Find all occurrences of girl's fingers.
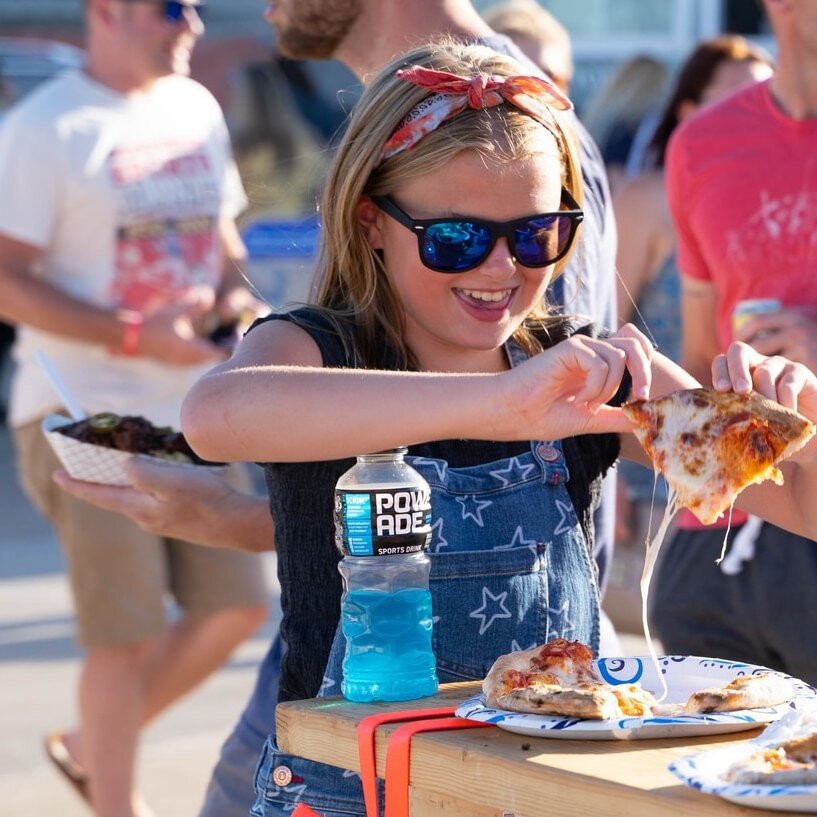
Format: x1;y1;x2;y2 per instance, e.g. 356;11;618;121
573;343;624;406
721;342;758;394
607;332;652;399
717;342;815;412
775;366;809;413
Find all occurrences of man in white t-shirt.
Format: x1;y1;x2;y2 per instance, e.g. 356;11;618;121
0;3;269;816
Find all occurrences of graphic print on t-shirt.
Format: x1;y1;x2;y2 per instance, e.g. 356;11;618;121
725;189;817;275
107;140;222;311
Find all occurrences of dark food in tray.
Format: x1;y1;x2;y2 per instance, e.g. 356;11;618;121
55;413;222;466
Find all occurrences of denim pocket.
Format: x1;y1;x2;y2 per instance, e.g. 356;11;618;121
429;544;548;681
252;736;366;817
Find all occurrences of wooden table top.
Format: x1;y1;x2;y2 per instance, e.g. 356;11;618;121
276;681;786;817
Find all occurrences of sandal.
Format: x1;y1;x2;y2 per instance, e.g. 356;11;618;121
44;731;90;806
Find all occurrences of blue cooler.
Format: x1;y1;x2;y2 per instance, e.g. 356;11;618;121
242;217;321;309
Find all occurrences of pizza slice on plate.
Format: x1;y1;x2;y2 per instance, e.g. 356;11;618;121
622;388;815;525
726;732;817;786
685;672;795;715
483;639;657;719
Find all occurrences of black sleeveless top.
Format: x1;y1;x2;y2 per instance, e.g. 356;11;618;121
250;308;627;702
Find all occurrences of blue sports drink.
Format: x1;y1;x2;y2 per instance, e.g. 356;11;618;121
334;449;438;702
340;584;437;702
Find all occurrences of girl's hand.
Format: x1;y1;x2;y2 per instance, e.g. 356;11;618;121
713;342;817;422
502;323;653;440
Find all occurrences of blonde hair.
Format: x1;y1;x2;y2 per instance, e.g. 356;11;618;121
312;39;583;369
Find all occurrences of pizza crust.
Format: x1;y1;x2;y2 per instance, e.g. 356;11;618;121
685;672;795;715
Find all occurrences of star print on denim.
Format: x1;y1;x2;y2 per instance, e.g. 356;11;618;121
469;586;513;636
318;675;337;696
455;494;493;526
429;516;449;553
553;499;577;536
407;456;448;482
492;525;540;557
546;598;576;640
269;781;306;812
488;456;538;486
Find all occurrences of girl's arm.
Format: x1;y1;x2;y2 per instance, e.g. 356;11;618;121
182;319;656;463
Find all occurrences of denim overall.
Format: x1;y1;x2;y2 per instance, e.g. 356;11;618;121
252;352;601;817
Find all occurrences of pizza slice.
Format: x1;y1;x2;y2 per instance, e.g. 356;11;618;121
482;638;657;720
725;732;817;786
684;672;795;715
623;388;815;525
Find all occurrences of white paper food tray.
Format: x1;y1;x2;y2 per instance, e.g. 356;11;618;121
42;413;221;487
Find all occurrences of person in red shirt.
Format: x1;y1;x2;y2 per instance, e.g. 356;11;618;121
652;0;817;684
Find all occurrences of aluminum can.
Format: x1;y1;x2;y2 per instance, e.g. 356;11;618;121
732;298;781;336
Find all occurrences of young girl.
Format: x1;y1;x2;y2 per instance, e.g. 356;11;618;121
182;39;817;817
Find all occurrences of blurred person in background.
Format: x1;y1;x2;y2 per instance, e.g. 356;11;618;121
605;35;774;634
0;1;269;815
651;0;817;685
482;0;573;94
582;53;669;193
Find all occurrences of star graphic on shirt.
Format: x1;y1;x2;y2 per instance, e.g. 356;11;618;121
318;675;337;697
469;586;512;636
429;516;449;552
409;457;448;482
493;525;539;558
510;639;539;653
455;494;493;527
488;456;537;486
546;598;576;641
553;499;576;536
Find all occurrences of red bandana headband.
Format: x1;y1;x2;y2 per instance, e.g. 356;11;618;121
380;65;573;162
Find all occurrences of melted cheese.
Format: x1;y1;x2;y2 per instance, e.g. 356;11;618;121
639;484;679;703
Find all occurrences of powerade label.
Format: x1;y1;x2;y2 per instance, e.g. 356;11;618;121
335;487;431;556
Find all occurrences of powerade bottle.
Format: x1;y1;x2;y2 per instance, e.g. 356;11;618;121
334;448;439;702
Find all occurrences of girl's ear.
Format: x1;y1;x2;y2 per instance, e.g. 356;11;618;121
357;196;384;250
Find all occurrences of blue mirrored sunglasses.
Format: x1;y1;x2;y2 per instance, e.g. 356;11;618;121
371;190;584;273
121;0;206;22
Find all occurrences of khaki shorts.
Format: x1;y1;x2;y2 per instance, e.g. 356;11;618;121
14;419;269;648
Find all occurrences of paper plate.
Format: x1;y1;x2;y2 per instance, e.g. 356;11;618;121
670;743;817;813
42;413;223;487
456;655;816;741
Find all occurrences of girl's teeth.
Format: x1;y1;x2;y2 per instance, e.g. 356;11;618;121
461;289;511;302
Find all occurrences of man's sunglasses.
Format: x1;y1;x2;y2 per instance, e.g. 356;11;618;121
120;0;206;23
371;190;583;274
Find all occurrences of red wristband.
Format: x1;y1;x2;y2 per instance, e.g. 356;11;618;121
118;311;143;356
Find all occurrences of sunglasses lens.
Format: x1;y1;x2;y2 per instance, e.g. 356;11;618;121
422;221;491;272
165;1;204;21
513;215;572;266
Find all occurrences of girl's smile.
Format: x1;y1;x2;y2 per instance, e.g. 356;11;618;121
364;145;565;371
